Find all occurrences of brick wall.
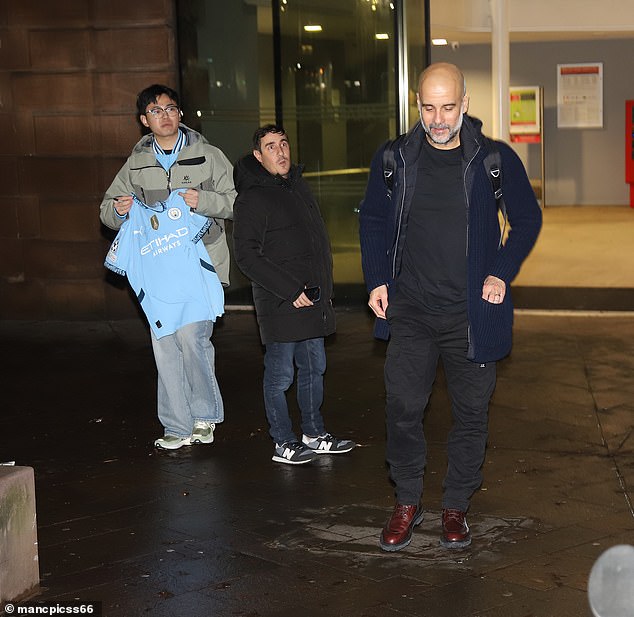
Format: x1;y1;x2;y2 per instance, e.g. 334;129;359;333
0;0;178;319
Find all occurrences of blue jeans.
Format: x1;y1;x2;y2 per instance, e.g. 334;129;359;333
150;320;224;438
263;338;327;445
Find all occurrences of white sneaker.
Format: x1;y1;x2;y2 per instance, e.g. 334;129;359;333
190;421;215;444
154;435;192;450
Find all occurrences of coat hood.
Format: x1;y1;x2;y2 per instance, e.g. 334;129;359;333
458;114;485;159
130;123;206;155
399;114;485;167
233;153;303;194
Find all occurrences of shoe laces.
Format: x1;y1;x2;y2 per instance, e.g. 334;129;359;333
394;504;416;520
280;440;302;450
443;509;465;524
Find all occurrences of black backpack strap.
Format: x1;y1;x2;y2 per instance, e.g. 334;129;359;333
483;140;507;248
382;138;396;195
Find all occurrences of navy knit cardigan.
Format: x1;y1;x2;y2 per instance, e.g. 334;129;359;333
359;115;542;363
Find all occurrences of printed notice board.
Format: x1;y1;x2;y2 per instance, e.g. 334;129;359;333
557;62;603;128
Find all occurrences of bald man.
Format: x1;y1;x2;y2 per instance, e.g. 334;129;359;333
359;63;541;552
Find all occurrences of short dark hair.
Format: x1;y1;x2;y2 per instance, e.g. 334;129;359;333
136;84;180;116
252;124;286;151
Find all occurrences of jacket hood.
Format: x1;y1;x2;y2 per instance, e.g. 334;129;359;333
233;153;303;194
463;113;483;135
459;114;485;158
400;114;485;163
131;123;205;155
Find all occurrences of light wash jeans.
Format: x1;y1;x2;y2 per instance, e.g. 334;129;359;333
151;320;224;438
263;337;327;445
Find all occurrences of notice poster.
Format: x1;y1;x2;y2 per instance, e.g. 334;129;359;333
510;86;541;143
557;62;603;128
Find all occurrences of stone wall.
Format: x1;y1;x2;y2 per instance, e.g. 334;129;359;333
0;466;39;603
0;0;178;319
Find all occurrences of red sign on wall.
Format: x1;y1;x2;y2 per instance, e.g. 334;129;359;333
626;100;634;207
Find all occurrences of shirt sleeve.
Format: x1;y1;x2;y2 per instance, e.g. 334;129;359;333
104;222;131;276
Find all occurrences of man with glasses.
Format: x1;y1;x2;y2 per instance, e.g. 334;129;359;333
100;84;236;450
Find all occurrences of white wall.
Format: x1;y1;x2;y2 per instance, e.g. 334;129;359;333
431;0;634;38
432;39;634;206
510;0;634;34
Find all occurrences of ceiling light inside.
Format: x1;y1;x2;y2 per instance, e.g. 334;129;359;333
432;38;448;46
304;25;323;32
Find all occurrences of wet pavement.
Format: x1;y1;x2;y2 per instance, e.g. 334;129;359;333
1;307;634;617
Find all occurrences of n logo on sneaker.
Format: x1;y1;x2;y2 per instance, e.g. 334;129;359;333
282;447;295;460
317;441;332;452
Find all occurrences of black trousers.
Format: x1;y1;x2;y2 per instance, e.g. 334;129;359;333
385;294;496;511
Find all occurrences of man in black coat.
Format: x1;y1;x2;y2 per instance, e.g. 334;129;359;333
233;124;356;465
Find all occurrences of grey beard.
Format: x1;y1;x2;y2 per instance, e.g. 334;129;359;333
421;112;464;145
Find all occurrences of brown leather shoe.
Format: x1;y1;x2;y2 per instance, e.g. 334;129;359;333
379;503;424;552
440;508;472;549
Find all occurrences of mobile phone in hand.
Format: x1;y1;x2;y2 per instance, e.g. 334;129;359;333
304;286;321;302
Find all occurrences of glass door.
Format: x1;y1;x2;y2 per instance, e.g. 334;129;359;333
177;0;428;302
277;0;396;288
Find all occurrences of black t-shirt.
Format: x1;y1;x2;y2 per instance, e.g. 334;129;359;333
398;138;467;313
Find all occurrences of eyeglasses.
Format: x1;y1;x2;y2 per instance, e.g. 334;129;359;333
145;105;181;118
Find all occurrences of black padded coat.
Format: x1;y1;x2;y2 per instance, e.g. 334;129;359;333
233;154;336;345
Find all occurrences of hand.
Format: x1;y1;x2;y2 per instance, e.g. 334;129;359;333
113;195;133;216
482;275;506;304
292;292;314;308
179;189;199;209
368;284;389;319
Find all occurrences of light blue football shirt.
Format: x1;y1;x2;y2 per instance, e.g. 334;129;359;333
105;191;224;338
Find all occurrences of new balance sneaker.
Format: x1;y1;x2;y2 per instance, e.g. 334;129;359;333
190;421;215;444
272;441;316;465
154;435;192;450
302;433;356;454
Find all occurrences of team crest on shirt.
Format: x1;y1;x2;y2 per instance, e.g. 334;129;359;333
167;207;182;221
